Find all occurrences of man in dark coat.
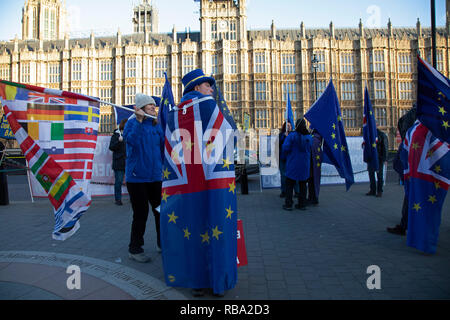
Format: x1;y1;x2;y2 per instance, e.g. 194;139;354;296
366;128;389;197
387;105;416;235
109;119;127;205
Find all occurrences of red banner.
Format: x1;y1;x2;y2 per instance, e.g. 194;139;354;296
237;219;248;267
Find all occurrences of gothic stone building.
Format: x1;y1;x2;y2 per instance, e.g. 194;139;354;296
1;0;449;150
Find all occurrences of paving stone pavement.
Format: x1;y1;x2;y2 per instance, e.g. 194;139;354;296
0;173;449;300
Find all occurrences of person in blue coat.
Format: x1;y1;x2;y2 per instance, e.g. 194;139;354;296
124;93;164;263
282;118;312;211
278;121;299;198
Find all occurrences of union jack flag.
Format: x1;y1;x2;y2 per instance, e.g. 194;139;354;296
401;120;450;254
160;94;238;294
28;91;71;104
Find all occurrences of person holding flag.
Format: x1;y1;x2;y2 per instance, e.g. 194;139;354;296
160;69;237;297
281;118;312;211
123;93;164;263
398;55;450;254
362;87;388;197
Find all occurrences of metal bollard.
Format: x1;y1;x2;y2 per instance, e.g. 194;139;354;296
241;167;248;195
0;166;9;206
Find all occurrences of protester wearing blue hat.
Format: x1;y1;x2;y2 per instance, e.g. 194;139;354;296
160;69;237;298
182;69;215;96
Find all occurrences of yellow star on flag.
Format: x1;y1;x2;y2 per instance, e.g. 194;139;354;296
412;143;420;150
225;205;234;219
161;190;169;202
434;181;441;189
332;123;336;130
372;143;376;148
206;141;215;153
222;158;232;170
334;143;338;150
337;116;342;122
183;139;194;151
434;165;442;173
200;231;210;244
443;121;449;130
168;275;176;283
212;226;223;240
428;195;437;204
413;203;421;212
183;228;191;239
316;155;320;160
341;145;346;152
171;149;179;162
229;181;236;194
317;162;321;167
163;168;171;179
168;211;178;224
331;133;336;139
438;106;447;116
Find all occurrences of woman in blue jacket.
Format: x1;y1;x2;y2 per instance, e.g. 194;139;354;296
124;93;164;263
282;118;312;211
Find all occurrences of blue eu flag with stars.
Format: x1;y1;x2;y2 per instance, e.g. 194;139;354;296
417;55;450;144
158;72;175;133
305;79;354;190
363;86;379;171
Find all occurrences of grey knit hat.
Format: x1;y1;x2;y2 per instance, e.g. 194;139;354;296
135;93;156;109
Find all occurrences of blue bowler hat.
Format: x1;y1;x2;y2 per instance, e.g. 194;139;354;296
182;69;215;95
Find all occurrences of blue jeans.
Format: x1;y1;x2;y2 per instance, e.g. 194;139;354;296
114;170;125;201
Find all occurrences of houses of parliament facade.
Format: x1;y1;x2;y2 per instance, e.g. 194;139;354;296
1;0;449;149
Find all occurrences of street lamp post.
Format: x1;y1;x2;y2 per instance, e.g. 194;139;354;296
311;54;319;102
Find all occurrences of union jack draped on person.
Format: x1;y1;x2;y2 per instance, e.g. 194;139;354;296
0;80;99;240
160;69;237;295
400;56;450;254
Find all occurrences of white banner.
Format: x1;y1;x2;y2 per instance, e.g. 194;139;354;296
259;135;281;189
320;136;386;185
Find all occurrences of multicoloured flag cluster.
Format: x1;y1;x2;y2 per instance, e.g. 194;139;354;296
0;80;99;240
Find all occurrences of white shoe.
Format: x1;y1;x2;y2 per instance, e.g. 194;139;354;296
128;252;151;263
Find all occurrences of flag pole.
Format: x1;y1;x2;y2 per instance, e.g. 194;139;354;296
97;100;157;119
431;0;437;68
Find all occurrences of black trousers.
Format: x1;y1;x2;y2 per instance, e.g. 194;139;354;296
400;195;408;230
368;162;384;194
285;177;307;207
126;181;162;254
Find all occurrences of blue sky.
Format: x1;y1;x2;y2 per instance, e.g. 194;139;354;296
0;0;446;41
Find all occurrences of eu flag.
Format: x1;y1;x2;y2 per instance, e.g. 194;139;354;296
401;121;449;254
212;83;237;130
305;79;354;190
417;55;450;144
285;93;295;129
363;86;379;171
158;72;175;132
160;93;237;294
